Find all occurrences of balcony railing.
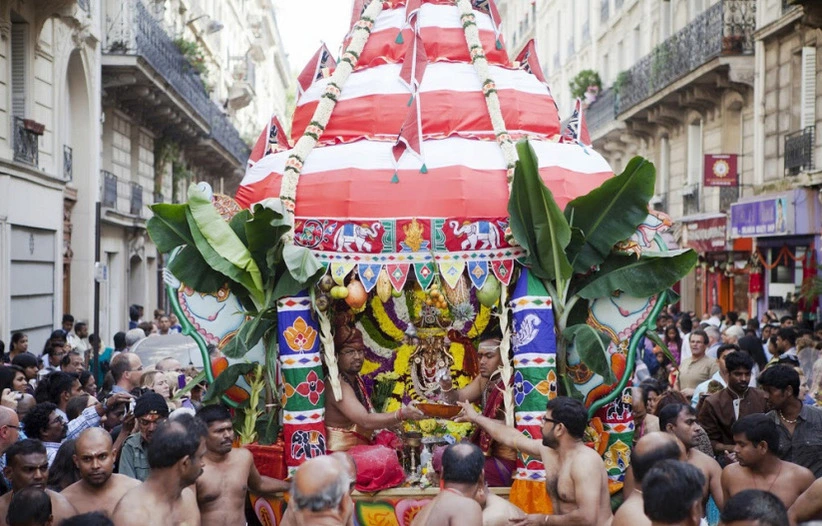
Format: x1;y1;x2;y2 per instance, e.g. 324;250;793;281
586;88;618;138
103;0;250;166
784;126;815;176
63;145;73;182
13;117;39;166
616;0;755;114
101;170;153;217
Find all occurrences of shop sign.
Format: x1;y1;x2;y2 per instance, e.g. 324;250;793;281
704;154;738;187
682;216;727;252
730;196;793;238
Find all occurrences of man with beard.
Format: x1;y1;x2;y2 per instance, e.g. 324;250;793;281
60;428;139;515
458;396;612;525
697;352;767;462
119;392;169;481
440;339;516;486
325;312;424;451
0;440;76;526
720;413;812;509
757;365;822;477
111;414;206;526
659;404;724;510
193;405;289;525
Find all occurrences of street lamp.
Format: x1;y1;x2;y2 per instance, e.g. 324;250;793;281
186;14;224;34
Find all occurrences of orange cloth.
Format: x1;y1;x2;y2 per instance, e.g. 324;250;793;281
509;479;553;515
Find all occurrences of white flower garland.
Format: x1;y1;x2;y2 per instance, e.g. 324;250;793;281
279;0;384;220
498;284;515;427
455;0;517;187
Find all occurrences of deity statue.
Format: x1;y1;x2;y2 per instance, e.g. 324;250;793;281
407;329;455;402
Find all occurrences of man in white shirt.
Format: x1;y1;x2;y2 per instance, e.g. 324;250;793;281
691;344;736;408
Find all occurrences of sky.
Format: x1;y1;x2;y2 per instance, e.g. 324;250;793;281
274;1;354;74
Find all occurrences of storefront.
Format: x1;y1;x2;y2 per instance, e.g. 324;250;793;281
680;214;751;318
730;189;822;323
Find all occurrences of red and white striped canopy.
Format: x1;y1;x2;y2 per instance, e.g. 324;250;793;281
236;0;613;278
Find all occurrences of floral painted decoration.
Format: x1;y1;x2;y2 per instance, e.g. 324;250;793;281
283;316;318;352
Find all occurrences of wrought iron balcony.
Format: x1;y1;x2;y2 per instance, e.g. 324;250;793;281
13;117;39;166
616;0;755;115
103;0;250;166
63;145;73;182
784;126;814;176
100;170;152;217
586;88;618;138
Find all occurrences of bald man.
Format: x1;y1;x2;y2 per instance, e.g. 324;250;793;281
0;406;19;494
614;432;683;526
14;394;35;422
60;428;139;515
289;456;353;526
281;452;357;526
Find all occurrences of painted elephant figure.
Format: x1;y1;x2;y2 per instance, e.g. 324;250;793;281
334;222;380;252
449;220;501;250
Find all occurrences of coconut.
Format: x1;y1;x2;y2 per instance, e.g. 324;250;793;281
476;275;501;307
376;269;392;303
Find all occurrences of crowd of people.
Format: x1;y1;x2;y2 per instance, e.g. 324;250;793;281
0;308;288;526
0;303;820;526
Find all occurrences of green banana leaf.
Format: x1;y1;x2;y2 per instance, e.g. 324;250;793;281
283;243;325;286
221;311;276;359
644;328;677;366
575;249;698;300
244;201;291;283
167;245;226;293
203;362;257;404
508;139;573;282
564;157;656;273
188;184;264;295
185;208;266;306
147;203;193;253
228;209;252;246
563;323;616;384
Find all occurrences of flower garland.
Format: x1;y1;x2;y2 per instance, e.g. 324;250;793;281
498;284;514;427
279;0;384;219
455;0;517;187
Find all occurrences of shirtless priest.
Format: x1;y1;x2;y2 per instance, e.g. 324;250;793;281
440;338;517;486
457;396;612;526
325;313;424;451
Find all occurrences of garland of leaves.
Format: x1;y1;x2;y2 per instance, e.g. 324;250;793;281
279;0;384;218
454;0;517;187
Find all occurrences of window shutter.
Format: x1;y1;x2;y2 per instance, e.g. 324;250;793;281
800;46;816;129
11;24;27;118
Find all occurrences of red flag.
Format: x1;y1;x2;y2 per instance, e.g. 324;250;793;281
248;115;290;167
561;99;591;146
399;19;428;93
296;44;336;96
392;98;423;164
515;40;546;84
349;0;368;31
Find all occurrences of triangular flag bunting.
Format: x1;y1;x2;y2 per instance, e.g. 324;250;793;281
438;261;466;289
467;261;490;290
414;262;436;290
490;259;514;286
358;264;383;293
386;264;411;292
330;262;356;286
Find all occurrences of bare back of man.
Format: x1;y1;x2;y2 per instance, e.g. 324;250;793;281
410;491;483;526
195;448;256;525
111;485;200;526
687;448;725;509
790;477;822;524
61;473;140;515
0;489;76;526
612;494;650;526
722;460;814;509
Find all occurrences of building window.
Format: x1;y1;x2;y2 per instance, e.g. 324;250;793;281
11;20;28;119
661;0;672;40
687;120;703;186
601;0;609;23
